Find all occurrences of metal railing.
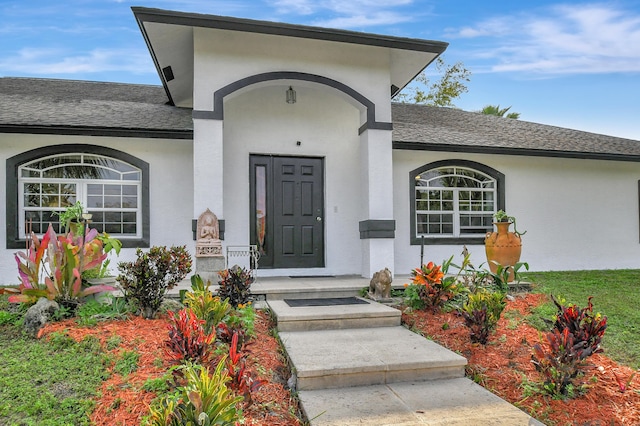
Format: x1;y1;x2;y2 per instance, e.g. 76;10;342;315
225;245;260;277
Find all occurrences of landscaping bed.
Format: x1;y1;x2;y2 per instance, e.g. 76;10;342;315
39;310;302;426
4;263;639;425
402;292;640;426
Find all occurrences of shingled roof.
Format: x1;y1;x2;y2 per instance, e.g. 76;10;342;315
0;77;192;139
392;102;640;161
2;77;639;161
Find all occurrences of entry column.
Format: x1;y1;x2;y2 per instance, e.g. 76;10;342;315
359;127;395;278
193;117;224;231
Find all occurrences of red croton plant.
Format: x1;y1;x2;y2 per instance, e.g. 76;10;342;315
4;224;115;304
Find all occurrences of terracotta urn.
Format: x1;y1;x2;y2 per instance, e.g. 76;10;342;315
484;221;522;281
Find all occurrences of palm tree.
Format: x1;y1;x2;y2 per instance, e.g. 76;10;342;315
480;105;520;119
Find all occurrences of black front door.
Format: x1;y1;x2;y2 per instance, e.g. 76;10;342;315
250;155;324;268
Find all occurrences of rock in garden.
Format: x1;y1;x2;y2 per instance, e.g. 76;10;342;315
24;298;59;337
160;298;184;314
286;373;297;392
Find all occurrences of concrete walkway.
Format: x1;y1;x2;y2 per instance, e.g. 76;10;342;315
263;278;544;426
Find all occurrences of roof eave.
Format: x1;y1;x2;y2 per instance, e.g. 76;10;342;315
392;141;640;163
0;125;193;140
131;7;448;54
133;9;175;106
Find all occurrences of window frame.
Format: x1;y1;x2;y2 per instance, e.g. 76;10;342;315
6;144;150;249
409;159;505;245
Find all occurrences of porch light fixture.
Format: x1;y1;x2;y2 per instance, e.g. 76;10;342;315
286;86;296;104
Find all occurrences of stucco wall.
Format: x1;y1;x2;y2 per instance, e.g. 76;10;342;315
5;133;640;283
393;150;640;273
192;27;392;122
0;133;193;285
222;85;363;276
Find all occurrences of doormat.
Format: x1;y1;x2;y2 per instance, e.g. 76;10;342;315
284;297;369;307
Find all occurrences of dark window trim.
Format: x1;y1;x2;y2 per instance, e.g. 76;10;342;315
409;159;505;245
6;144;150;249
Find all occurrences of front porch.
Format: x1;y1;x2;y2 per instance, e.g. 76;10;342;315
170;274;410;301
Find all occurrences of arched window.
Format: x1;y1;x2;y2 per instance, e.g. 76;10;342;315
409;160;505;245
7;145;149;248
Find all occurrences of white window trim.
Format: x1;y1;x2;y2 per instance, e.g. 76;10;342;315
18;153;142;239
415;186;496;238
412;163;502;243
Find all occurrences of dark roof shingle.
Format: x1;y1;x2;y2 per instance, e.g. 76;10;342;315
392;102;640;161
2;77;640;161
0;77;192;138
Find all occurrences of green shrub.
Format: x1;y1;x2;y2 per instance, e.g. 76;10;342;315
184;275;231;334
460;289;507;344
146;361;242;426
117;246;192;319
216;304;256;348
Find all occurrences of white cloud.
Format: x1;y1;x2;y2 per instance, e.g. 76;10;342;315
447;3;640;75
269;0;416;28
0;47;154;76
313;11;414;28
271;0;317;15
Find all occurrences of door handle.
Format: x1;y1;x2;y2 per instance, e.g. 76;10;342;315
316;216;322;222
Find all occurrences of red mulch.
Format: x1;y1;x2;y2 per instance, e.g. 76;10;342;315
37;294;640;426
40;311;302;426
402;293;640;426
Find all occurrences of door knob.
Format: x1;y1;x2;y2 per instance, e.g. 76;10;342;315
316;216;322;222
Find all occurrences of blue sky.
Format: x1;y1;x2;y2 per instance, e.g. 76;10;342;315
1;0;639;139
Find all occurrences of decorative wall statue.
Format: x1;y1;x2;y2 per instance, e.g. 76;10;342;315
196;209;222;257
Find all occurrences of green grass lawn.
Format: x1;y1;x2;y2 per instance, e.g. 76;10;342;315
526;269;640;370
0;297;111;425
0;328;110;425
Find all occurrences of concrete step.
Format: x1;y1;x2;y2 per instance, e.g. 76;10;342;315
268;298;401;331
298;378;545;426
279;326;467;391
254;277;366;300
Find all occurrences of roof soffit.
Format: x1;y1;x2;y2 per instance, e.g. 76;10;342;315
132;7;447;107
142;21;194;107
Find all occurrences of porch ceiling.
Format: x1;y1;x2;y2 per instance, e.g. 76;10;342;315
132;7;448;108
